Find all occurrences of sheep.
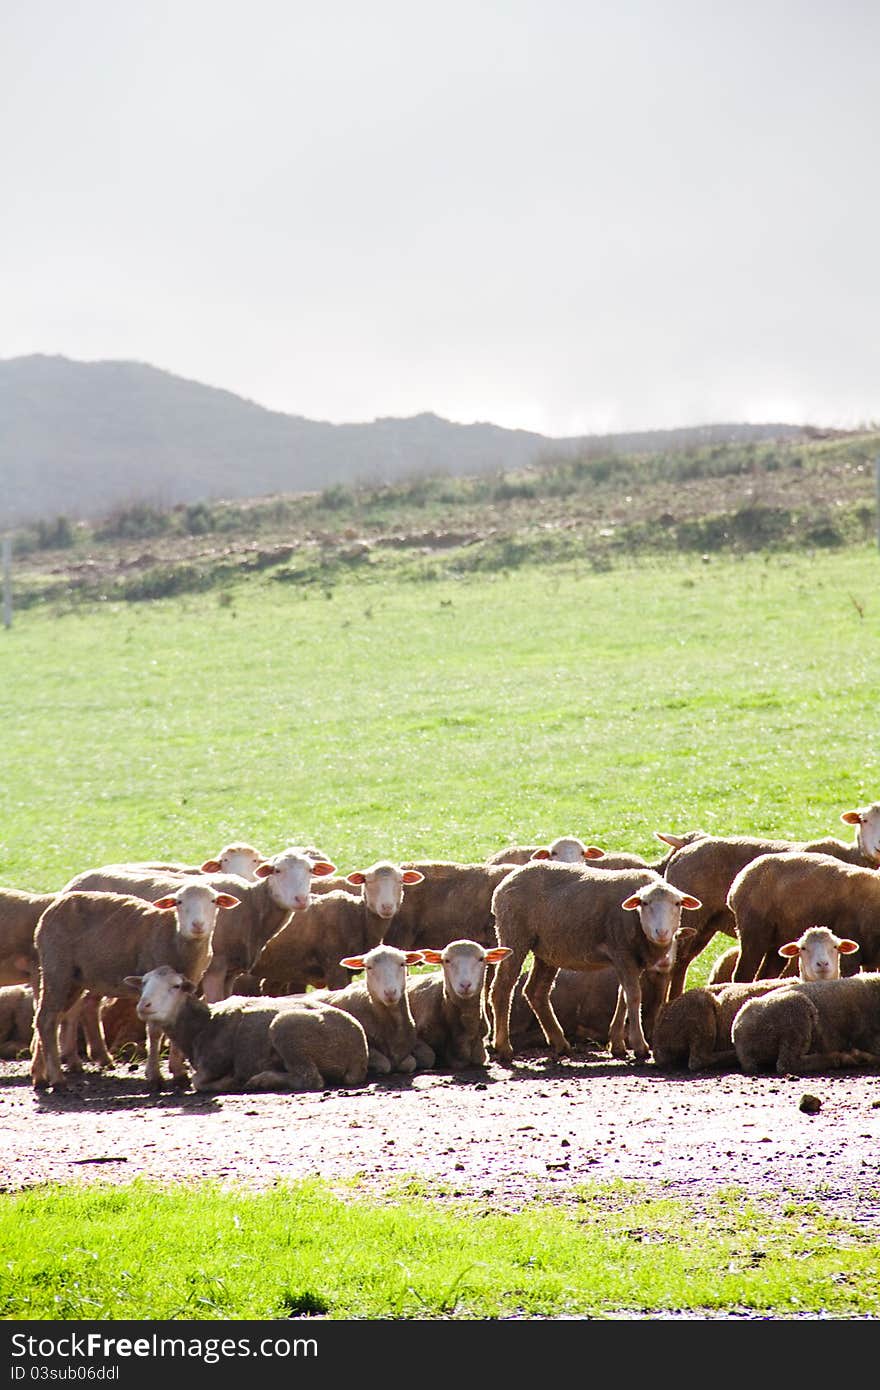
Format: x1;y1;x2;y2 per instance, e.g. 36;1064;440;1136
484;830;707;872
652;928;858;1071
124;966;369;1092
663;809;880;1000
382;861;514;953
316;944;425;1075
732;974;880;1074
0;984;34;1059
708;925;860;986
253;862;425;994
0;889;58;987
728;851;880;983
507;926;693;1050
488;862;702;1064
30;882;240;1090
62;848;337;1001
408;940;513;1069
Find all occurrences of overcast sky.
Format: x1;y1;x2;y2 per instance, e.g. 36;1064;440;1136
2;1;878;436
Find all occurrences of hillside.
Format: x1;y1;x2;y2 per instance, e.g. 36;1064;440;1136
9;425;878;612
0;354;812;524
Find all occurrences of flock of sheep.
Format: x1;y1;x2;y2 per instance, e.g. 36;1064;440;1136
3;800;880;1095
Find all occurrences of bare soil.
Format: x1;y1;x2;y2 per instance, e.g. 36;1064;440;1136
4;1048;880;1222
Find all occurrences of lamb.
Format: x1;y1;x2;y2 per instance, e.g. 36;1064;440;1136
732;974;880;1074
253;862;425;994
652;928;858;1071
62;848;337;1001
124;966;369;1092
663;807;880;1000
316;944;425;1074
0;983;34;1058
408;940;513;1069
728;852;880;982
31;882;240;1089
488;862;702;1063
0;888;58;986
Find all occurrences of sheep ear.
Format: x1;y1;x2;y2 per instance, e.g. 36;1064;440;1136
200;859;222;873
154;895;178;910
213;893;241;910
401;869;425;884
778;942;801;958
404;951;424;965
485;947;514;962
620;894;643;910
679;894;702;911
655;831;684;848
674;926;697;942
420;949;443;964
584;846;605;860
840;810;863;825
339;956;365;970
255;862;275;878
180;978;197;993
530;848;552;860
310;860;337;877
838;939;860;954
122;975;143;993
346;871;367;886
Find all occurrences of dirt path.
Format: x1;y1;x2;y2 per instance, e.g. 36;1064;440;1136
5;1050;880;1218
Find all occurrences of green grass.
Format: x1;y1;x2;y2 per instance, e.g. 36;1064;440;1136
1;1178;878;1320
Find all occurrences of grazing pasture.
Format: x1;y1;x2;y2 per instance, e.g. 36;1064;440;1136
2;543;880;1320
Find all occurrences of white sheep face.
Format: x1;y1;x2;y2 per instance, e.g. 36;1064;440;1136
621;883;702;948
218;845;264;879
128;966;192;1025
779;925;860;980
440;944;488;999
161;881;237;941
842;803;880;864
339;946;421;1008
346;863;424;921
256;851;336;911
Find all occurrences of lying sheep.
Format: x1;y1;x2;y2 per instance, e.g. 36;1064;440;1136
253;862;425;994
708;925;860;986
125;966;369;1091
732;973;880;1074
316;944;425;1074
652;928;858;1071
31;882;240;1090
488;862;702;1063
507;926;693;1051
408;940;513;1069
0;888;58;987
663;808;880;1000
728;853;880;982
0;983;34;1058
63;848;336;1001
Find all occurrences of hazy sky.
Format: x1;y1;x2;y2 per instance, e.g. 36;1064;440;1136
2;1;878;436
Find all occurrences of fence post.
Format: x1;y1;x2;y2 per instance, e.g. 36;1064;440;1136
2;535;11;629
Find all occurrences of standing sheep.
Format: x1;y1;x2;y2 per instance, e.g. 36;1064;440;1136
383;861;514;952
125;966;369;1092
31;882;239;1090
253;862;425;994
408;940;513;1069
488;862;702;1063
317;944;425;1075
663;808;880;1000
732;973;880;1074
63;848;337;1001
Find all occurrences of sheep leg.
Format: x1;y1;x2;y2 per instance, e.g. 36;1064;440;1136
144;1021;167;1089
78;994;113;1067
34;979;82;1088
58;1009;85;1072
395;1053;418;1074
731;934;767;982
200;963;227;1005
610;965;648;1060
489;946;528;1064
193;1071;240;1093
412;1039;436;1069
367;1047;393;1074
666;922;714;1001
167;1042;191;1088
523;957;568;1056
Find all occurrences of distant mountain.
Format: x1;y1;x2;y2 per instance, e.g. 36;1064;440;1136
0;355;810;524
